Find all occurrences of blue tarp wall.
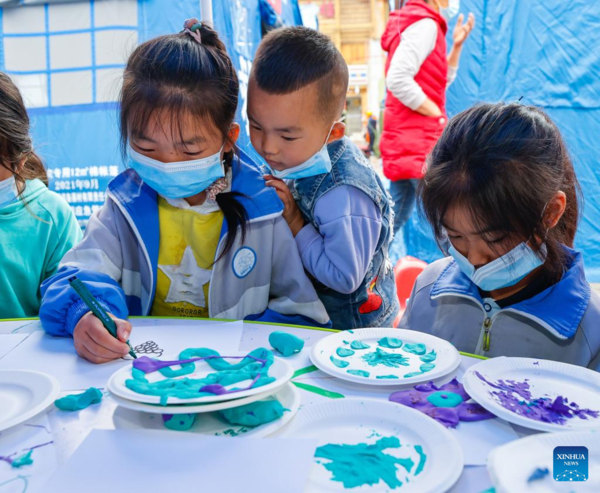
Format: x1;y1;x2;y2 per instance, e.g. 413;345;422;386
400;0;600;281
0;0;301;226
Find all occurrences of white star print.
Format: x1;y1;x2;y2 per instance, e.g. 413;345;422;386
158;246;212;307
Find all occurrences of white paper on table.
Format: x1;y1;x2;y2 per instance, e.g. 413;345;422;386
0;413;57;493
44;429;316;493
451;418;520;466
0;321;243;391
0;334;30;360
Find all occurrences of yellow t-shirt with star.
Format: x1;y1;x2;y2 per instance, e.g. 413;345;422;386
150;197;224;318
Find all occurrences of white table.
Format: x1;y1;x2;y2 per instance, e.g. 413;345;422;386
0;318;535;492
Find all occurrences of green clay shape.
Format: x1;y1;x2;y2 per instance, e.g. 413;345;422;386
350;340;371;350
402;343;427;356
420;350;437;363
11;450;33;468
268;331;304;357
220;399;286;427
378;337;403;349
426;391;464;408
163;413;196;431
336;347;355;358
362;347;410;368
55;387;103;411
347;369;370;378
330;356;350;368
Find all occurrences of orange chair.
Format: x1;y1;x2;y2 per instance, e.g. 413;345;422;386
392;256;428;327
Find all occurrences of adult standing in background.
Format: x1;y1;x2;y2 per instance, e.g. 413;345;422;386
380;0;474;246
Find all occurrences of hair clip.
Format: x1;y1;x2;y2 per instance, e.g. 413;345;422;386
183;18;202;43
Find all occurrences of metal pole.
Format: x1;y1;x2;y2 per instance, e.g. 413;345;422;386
200;0;214;26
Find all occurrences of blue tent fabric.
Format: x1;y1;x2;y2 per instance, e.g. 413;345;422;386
401;0;600;281
0;0;300;228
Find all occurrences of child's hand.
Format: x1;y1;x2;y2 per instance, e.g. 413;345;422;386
73;311;132;364
264;174;305;236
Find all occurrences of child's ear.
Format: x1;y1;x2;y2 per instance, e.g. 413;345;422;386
225;123;241;152
545;191;567;229
327;122;346;144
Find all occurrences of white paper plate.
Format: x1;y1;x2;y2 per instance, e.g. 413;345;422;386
112;383;301;438
464;357;600;433
110;384;280;414
108;350;293;405
0;369;60;432
310;328;461;386
488;431;600;492
277;398;463;493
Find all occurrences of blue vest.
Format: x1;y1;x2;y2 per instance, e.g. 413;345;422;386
292;137;399;329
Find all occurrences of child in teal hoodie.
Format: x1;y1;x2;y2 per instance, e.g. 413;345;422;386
0;72;82;319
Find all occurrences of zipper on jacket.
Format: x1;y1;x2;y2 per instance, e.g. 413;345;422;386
482;317;492;351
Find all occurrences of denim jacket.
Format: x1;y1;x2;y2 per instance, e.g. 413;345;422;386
292;137;399;329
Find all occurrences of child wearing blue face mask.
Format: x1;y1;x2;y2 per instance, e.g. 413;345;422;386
247;27;399;330
0;72;82;319
39;20;330;363
402;103;600;370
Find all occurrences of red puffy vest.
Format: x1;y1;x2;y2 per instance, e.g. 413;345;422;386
380;0;448;181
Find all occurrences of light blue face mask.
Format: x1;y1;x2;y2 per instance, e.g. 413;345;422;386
128;145;225;199
440;0;460;20
0;176;18;208
252;122;338;180
448;241;546;291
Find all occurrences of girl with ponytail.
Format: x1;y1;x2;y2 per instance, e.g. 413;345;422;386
0;72;81;318
40;20;330;363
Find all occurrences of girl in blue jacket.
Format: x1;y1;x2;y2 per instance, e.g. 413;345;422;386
40;20;330;363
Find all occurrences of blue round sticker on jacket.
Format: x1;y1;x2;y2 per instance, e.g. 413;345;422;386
232;247;257;278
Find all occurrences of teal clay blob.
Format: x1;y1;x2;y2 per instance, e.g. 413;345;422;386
414;445;427;475
376;375;399;380
378;337;403;349
125;348;275;406
420;350;437;363
268;331;304;357
402;343;427;356
330;356;350;368
11;450;33;468
162;413;196;431
427;391;464;408
362;348;410;368
220;399;286;427
55;387;103;411
342;340;350;345
404;363;436;379
350;340;371;350
336;347;355;358
315;437;415;489
347;369;370;378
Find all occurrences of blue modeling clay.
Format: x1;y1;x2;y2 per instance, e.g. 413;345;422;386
268;331;304;357
336;347;355;358
162;413;196;431
220;400;286;427
54;387;103;411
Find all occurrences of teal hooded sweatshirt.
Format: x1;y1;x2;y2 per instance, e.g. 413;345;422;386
0;178;82;319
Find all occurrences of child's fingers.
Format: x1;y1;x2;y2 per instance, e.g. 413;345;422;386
80;338;121;363
114;318;132;342
265;180;290;194
87;318;130;356
456;13;464;27
263;174;284;183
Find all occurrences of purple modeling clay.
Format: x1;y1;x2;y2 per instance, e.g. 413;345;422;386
389;378;495;428
474;371;600;425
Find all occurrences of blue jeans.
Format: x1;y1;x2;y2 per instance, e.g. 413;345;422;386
389;179;420;235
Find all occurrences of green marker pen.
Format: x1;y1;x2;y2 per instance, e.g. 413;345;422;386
68;276;137;359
